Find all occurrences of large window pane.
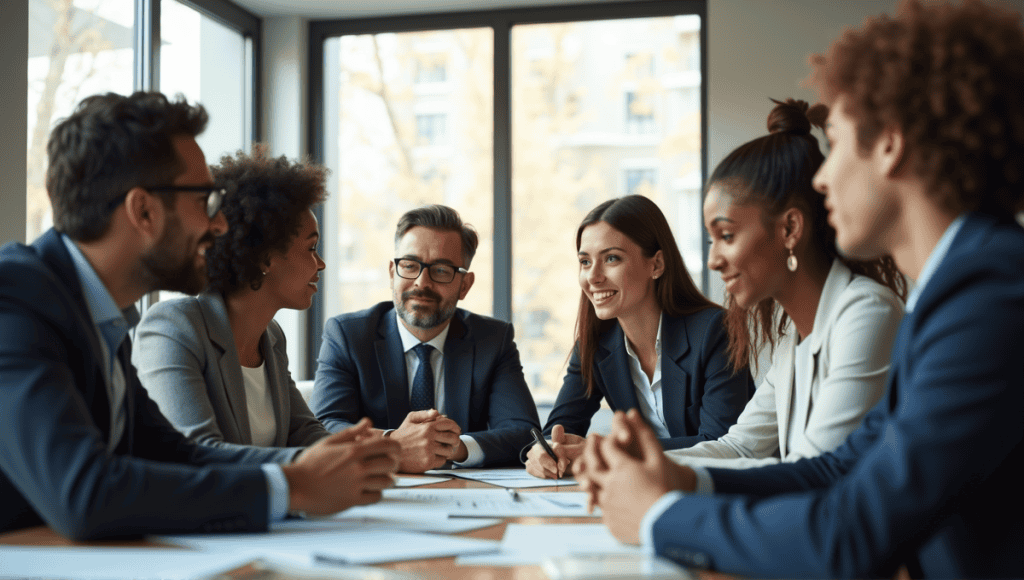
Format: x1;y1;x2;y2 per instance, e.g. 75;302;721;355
323;30;494;321
511;16;703;403
161;0;249;163
27;0;134;242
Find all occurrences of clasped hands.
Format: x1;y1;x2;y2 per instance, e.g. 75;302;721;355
387;409;467;472
571;409;698;545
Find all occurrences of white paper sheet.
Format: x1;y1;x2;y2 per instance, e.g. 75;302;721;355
393;475;451;487
158;529;499;566
0;546;257;580
427;467;576;488
273;511;500;534
379;488;599;518
456;524;642;566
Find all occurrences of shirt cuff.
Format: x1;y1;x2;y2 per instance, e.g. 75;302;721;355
692;467;715;494
640;491;685;554
453;434;484;467
260;463;290;522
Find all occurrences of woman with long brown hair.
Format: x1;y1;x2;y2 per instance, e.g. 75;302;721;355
525;195;754;479
663;98;906;469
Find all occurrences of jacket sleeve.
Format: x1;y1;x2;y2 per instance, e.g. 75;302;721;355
542;343;605;438
310;316;363;432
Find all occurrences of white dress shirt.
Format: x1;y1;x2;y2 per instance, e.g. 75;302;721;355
623;314;671;439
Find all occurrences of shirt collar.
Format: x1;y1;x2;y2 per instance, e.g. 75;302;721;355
60;234;140;345
906;214;967;313
623;311;663;361
395;311;451;354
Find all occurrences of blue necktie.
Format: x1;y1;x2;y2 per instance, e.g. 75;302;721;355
410;343;435;411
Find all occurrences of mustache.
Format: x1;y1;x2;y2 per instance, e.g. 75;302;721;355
402;289;443;302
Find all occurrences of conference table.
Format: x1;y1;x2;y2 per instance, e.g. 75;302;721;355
0;476;724;580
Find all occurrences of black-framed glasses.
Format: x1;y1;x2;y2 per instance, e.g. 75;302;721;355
393;258;468;284
107;185;227;219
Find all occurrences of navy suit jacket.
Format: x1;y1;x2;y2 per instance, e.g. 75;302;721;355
311;301;541;465
0;230;286;539
650;213;1024;578
543;308;753;450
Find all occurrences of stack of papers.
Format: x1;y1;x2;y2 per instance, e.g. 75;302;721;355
373;488;598;518
427;467;576;488
457;524;641;566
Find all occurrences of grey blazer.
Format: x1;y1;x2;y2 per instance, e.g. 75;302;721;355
133;292;328;455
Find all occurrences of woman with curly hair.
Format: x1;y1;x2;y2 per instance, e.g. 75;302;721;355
661;97;906;469
133;146;330;455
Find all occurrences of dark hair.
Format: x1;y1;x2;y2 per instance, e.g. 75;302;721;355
46;91;209;241
809;0;1024;218
394;204;479;267
205;145;328;295
574;195;720;396
709;98;906;372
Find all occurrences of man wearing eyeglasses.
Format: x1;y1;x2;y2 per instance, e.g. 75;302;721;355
312;205;541;472
0;92;399;539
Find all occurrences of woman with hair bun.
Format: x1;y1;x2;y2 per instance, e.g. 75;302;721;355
663;98;906;469
525;195;754;479
133;146;331;457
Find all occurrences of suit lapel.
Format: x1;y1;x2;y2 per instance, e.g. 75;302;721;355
377;313;411;428
199;292;251;444
260;328;290;446
35;231;111;442
596;323;642;412
443;315;472;430
774;331;798;459
660;314;691;437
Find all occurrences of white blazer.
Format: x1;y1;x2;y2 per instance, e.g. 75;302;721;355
665;260;903;469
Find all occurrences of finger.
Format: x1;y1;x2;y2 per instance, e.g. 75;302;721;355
431;430;461;447
526;447;559;479
406;409;441;423
581;434;608;475
361;454;401;474
430;417;462;435
357;490;383;505
360;473;397;491
551;424;565;443
322;418;373;445
634;416;666;466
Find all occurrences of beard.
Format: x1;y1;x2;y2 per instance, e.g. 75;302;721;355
140;215;212;295
395;288;457;329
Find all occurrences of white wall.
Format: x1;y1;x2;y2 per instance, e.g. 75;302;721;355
1;1;29;245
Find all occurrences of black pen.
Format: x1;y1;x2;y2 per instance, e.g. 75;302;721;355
530;427;560;464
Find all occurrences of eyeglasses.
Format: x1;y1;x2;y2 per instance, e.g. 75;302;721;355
393;258;468;284
147;185;226;219
107;185;227;219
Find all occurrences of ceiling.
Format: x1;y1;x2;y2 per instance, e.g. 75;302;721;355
229;0;621;19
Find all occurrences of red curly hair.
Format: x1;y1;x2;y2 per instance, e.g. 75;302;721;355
809;0;1024;218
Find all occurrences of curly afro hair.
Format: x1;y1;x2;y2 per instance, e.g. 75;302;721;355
809;0;1024;218
205;145;329;296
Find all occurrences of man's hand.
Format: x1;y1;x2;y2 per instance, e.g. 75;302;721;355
573;410;680;545
281;418;400;515
524;425;586;479
389;409;463;473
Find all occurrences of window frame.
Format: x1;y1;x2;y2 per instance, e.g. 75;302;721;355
307;0;708;372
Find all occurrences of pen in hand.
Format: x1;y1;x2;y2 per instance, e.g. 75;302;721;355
530;427;563;478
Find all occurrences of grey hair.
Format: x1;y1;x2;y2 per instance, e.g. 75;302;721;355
394;204;479;267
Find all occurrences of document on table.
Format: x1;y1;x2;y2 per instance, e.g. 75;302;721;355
427;467;576;488
456;524;642;566
380;488;599;518
273;510;500;534
393;474;451;487
0;546;258;580
157;529;499;566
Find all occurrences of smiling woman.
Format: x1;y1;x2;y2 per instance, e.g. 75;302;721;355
524;195;755;479
132;146;332;454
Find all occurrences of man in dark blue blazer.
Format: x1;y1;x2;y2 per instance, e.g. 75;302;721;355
573;2;1024;578
0;92;398;539
312;205;540;472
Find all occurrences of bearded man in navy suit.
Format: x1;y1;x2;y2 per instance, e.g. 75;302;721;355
573;1;1024;578
312;205;540;472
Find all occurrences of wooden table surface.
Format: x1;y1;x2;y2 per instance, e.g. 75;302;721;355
2;475;693;580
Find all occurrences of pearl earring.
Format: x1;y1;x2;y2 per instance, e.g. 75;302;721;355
787;248;798;272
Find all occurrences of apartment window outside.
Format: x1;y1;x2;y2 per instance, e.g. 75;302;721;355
26;0;134;243
321;29;495;324
314;5;705;400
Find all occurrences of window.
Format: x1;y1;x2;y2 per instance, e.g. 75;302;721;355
313;3;705;401
27;0;135;243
